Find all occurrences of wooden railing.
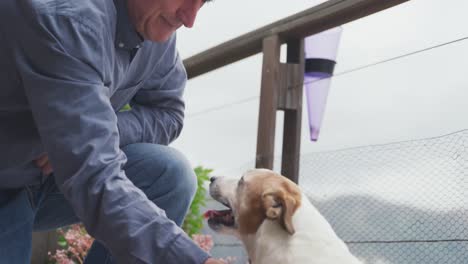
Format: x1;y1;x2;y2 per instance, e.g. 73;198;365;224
183;0;410;182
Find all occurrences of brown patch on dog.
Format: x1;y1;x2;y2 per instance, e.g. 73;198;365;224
237;170;302;235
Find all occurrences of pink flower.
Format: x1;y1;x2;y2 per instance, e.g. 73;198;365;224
49;224;94;264
192;234;214;252
48;249;74;264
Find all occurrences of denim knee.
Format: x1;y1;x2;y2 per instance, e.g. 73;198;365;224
122;143;197;211
159;147;198;204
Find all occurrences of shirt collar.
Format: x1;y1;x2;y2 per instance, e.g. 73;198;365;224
114;0;144;50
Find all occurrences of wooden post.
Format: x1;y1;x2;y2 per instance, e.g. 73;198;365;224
256;35;281;170
281;39;304;183
256;36;304;183
31;230;59;264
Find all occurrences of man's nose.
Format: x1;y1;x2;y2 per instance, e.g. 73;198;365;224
177;0;203;28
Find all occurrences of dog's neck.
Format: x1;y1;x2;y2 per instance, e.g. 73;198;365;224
241;193;362;264
240;221;289;264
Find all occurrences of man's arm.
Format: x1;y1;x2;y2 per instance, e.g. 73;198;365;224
117;35;186;147
7;8;209;263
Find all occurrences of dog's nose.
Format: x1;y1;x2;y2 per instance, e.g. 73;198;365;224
209;177;216;183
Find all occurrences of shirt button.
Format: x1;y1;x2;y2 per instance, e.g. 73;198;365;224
118;42;125;48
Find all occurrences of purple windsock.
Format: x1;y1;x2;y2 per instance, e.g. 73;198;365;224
304;27;342;141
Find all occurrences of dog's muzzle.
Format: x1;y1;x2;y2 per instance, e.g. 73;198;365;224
205;177;237;230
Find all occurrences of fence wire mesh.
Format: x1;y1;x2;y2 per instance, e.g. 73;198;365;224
208;130;468;263
297;130;468;264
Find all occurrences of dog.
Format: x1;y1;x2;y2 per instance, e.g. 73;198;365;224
205;168;363;264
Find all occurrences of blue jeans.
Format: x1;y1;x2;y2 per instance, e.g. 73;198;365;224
0;143;197;263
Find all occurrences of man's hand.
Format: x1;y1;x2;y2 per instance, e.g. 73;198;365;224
34;153;54;176
204;258;227;264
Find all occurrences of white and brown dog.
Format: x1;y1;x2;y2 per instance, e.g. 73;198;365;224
205;168;363;264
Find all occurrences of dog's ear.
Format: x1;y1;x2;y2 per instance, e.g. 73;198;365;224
262;190;282;219
262;189;298;235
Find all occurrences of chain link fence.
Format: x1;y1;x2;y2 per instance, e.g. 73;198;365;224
298;130;468;263
207;130;468;263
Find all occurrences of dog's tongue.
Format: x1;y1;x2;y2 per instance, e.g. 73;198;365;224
203;210;215;219
203;210;230;219
203;210;222;219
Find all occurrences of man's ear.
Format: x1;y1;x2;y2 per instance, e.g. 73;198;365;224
262;188;298;235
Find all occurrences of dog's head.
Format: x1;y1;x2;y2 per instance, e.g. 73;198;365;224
205;168;302;237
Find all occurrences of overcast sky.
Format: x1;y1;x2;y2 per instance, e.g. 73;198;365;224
172;0;468;175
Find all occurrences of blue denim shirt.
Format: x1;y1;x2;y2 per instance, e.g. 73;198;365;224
0;0;209;263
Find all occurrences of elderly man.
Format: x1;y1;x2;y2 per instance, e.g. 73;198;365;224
0;0;223;263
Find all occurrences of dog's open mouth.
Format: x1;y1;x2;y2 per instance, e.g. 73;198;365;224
204;208;235;228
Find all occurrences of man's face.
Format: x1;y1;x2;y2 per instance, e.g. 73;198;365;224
127;0;206;42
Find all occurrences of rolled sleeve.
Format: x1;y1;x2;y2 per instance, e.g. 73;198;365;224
8;11;207;263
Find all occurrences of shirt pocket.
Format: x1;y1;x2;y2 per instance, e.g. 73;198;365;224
110;81;143;111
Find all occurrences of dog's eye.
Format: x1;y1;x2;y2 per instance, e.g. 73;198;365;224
272;202;282;208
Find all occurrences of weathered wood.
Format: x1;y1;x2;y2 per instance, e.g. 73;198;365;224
255;35;281;170
278;63;302;111
184;0;410;79
281;39;304;183
31;230;59;264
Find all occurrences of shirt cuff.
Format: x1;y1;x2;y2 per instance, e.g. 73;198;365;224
163;234;211;264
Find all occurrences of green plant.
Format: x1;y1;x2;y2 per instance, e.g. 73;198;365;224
182;166;212;237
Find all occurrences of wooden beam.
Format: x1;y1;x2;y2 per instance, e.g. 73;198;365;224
184;0;410;79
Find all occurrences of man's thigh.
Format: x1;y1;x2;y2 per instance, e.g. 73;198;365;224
0;188;35;261
120;143;197;225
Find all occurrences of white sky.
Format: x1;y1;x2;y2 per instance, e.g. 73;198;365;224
172;0;468;175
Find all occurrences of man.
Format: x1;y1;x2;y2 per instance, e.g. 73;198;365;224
0;0;223;263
